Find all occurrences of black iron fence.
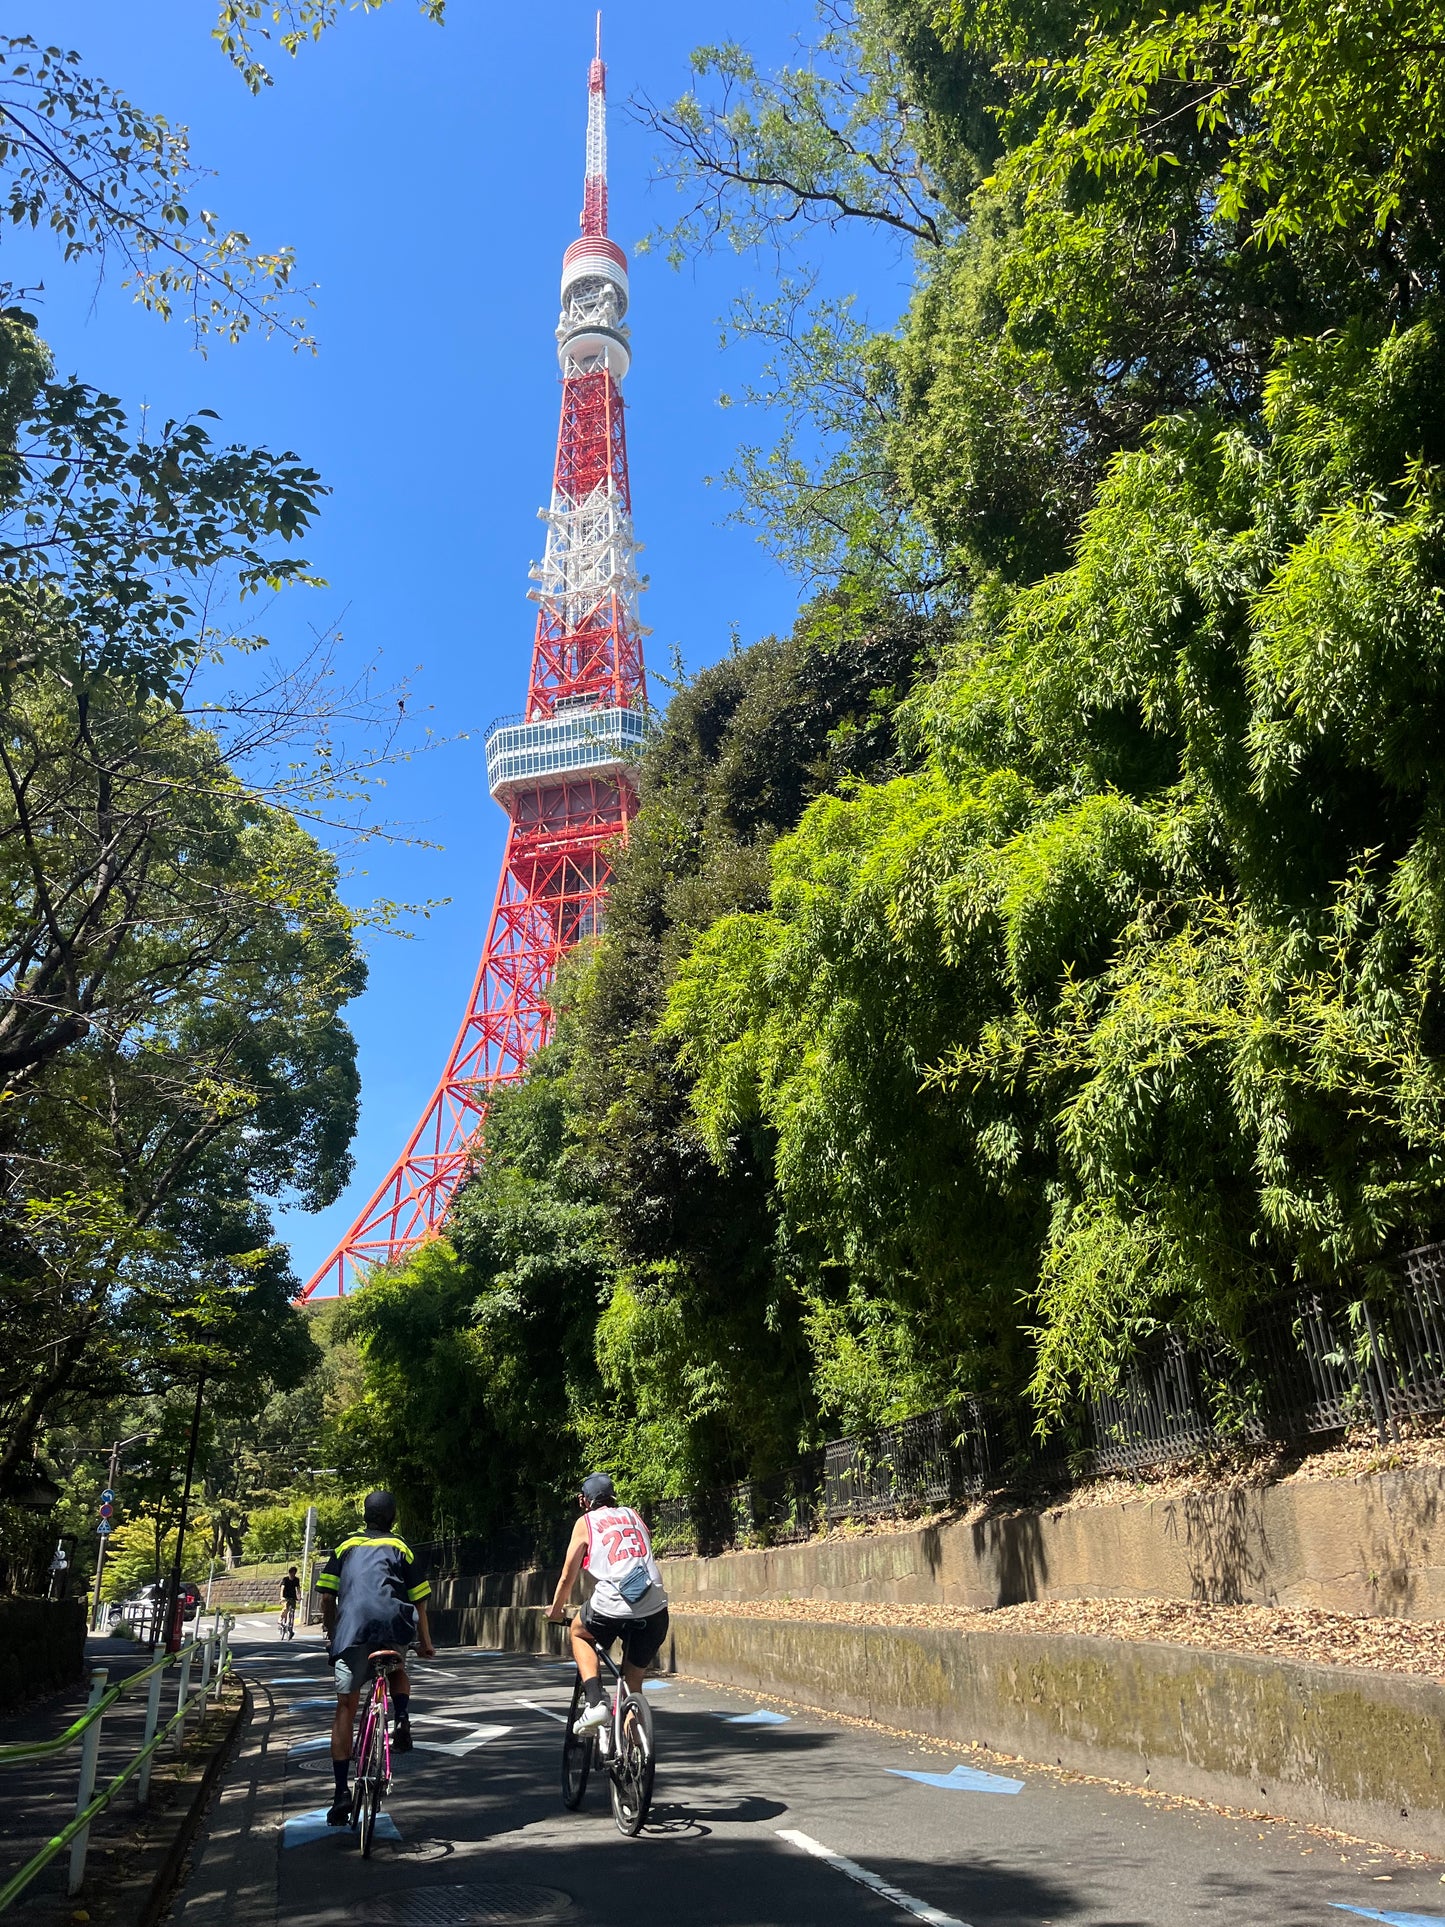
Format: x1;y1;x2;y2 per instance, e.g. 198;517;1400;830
413;1241;1445;1572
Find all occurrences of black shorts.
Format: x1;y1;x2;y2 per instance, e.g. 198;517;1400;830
578;1600;670;1671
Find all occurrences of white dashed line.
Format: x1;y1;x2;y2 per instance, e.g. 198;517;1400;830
775;1828;972;1927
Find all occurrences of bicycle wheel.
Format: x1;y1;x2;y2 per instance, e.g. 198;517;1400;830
561;1673;592;1811
609;1690;655;1837
348;1692;372;1832
360;1689;386;1858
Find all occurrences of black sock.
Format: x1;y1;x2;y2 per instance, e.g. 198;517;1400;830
583;1678;604;1707
333;1758;348;1798
393;1693;410;1719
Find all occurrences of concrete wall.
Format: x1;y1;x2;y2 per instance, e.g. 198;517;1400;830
655;1463;1445;1618
428;1566;562;1649
670;1611;1445;1856
432;1599;1445;1856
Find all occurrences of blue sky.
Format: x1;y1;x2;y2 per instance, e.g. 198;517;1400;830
8;3;915;1289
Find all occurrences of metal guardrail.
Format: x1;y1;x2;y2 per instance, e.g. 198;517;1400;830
0;1614;235;1909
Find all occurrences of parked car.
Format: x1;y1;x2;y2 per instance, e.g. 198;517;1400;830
106;1586;162;1632
106;1581;201;1632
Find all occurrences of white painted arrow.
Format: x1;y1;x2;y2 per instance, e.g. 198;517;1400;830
412;1721;512;1759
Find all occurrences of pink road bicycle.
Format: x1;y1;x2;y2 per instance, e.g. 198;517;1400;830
349;1647;403;1857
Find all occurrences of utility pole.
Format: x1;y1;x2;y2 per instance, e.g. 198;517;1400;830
161;1378;206;1654
299;1505;318;1626
88;1433;151;1632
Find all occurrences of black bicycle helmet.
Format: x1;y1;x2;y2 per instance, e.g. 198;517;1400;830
363;1489;397;1530
579;1472;616;1509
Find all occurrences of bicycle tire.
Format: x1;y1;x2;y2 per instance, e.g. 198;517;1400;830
609;1690;655;1837
561;1674;592;1811
360;1683;386;1859
348;1690;372;1833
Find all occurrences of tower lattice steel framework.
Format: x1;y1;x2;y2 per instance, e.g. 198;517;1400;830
303;27;647;1298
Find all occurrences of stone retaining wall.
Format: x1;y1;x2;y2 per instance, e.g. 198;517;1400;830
431;1598;1445;1855
657;1463;1445;1618
203;1574;288;1610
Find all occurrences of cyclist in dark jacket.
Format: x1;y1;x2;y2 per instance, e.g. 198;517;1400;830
318;1490;434;1826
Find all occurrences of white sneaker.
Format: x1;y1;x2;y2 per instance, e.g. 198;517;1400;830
573;1699;609;1737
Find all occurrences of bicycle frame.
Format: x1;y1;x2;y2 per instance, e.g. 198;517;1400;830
354;1667;393;1794
593;1643;630;1758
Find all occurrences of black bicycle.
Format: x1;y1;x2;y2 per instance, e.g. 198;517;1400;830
560;1638;655;1836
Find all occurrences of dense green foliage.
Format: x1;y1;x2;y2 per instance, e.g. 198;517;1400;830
346;598;937;1532
342;0;1445;1537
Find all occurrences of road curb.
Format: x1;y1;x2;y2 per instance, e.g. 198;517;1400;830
138;1681;252;1927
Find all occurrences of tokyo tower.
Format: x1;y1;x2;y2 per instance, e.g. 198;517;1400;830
302;24;647;1298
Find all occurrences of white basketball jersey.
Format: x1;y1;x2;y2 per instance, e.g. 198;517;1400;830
583;1505;666;1619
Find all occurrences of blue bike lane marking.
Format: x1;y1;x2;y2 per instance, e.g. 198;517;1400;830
1330;1906;1445;1924
282;1807;401;1850
887;1763;1025;1795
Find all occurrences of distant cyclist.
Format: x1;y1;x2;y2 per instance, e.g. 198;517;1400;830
317;1490;434;1826
279;1566;300;1639
547;1473;668;1739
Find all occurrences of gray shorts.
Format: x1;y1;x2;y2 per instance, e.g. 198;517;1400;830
333;1643;414;1697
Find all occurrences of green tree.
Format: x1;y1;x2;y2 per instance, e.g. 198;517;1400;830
667;311;1445;1427
339;1062;612;1544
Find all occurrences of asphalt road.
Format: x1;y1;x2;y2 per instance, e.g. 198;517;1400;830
168;1616;1445;1927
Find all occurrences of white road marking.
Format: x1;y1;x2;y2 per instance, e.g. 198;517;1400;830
775;1828;972;1927
412;1722;512;1759
517;1698;569;1725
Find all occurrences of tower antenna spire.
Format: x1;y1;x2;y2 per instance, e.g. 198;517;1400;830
301;44;647;1300
582;13;608;236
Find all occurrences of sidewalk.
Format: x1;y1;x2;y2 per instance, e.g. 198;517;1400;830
0;1633;232;1923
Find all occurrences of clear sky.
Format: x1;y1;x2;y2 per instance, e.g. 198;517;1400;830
8;3;915;1289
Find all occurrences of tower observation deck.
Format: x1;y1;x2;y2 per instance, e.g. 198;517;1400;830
302;21;648;1298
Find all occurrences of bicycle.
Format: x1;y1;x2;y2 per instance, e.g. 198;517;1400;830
349;1647;403;1857
278;1600;296;1640
560;1635;656;1836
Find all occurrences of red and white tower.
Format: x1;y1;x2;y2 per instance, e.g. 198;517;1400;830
303;25;646;1298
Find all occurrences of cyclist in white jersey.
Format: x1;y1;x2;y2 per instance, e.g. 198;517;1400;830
547;1473;669;1736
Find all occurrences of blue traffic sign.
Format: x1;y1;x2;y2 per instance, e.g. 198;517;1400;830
100;1488;115;1504
96;1519;112;1536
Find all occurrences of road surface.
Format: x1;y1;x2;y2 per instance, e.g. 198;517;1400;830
168;1616;1444;1927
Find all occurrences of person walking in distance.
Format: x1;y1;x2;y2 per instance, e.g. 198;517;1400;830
279;1565;300;1639
317;1491;434;1826
547;1473;668;1740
